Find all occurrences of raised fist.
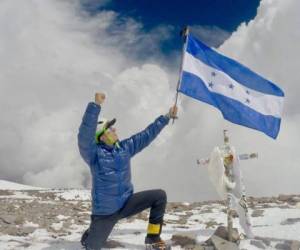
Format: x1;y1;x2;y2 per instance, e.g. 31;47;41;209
168;105;178;119
95;92;106;105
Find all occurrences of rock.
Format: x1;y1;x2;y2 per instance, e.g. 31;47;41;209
213;226;228;240
203;247;215;250
192;246;205;250
210;235;239;250
291;240;300;250
262;203;272;209
184;244;200;249
19;242;31;248
173;231;197;240
171;234;197;247
280;218;300;225
176;225;190;229
275;242;292;250
260;238;271;246
135;211;148;221
0;215;16;224
231;210;238;218
18;226;36;236
2;225;18;235
167;202;192;213
251;209;264;217
213;226;240;243
200;209;213;214
104;240;124;248
0;190;14;196
205;220;220;229
250;240;266;249
257;197;275;204
177;218;188;225
293;196;300;202
278;195;294;203
14;215;25;225
279;205;292;209
62;221;72;229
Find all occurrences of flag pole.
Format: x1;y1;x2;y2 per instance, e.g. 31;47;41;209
172;26;190;124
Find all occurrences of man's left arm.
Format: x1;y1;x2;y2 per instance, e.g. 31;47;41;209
121;106;177;157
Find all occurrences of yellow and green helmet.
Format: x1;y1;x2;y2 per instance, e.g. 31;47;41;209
95;118;117;144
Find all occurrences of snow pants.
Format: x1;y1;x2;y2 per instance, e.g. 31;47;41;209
82;189;167;250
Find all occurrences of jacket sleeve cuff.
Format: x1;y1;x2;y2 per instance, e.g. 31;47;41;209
164;113;171;120
161;114;170;124
86;102;101;114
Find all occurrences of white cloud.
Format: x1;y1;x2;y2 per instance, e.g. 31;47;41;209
191;25;231;48
215;0;300;196
1;0;299;202
135;0;300;201
0;0;174;189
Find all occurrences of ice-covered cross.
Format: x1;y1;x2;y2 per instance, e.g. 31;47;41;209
196;130;257;240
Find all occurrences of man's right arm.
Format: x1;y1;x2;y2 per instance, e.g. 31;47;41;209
77;93;105;165
78;102;100;165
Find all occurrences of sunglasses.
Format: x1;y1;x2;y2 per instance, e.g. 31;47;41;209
97;118;117;137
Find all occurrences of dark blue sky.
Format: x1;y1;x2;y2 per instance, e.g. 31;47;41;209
81;0;261;59
102;0;260;31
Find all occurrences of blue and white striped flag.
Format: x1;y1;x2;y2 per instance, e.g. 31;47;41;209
179;33;284;139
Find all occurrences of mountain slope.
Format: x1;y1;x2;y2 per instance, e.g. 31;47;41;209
0;181;300;249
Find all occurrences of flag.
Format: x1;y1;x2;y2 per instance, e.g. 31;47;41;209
178;33;284;139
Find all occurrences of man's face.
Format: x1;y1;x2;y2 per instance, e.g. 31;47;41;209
100;127;118;145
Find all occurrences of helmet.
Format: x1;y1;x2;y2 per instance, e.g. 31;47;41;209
95;118;117;144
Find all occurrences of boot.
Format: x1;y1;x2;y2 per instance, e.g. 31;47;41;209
145;237;169;250
145;223;170;250
80;228;89;247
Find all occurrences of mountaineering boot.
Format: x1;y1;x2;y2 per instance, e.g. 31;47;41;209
145;237;170;250
80;228;89;248
145;223;171;250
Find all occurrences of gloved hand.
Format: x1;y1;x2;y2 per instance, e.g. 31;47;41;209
95;92;106;105
167;105;178;119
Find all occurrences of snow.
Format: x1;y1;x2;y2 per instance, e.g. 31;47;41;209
251;207;300;240
164;214;180;221
54;189;91;201
51;221;64;231
57;215;70;220
0;180;43;190
23;221;39;228
0;185;299;249
1;191;35;200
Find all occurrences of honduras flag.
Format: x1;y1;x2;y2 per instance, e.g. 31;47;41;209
179;33;284;139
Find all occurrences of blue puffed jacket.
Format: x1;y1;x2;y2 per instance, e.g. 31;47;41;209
78;102;170;215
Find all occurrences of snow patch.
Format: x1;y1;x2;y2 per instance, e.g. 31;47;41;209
55;189;90;201
57;214;70;220
23;221;39;228
0;180;43;190
164;214;180;221
51;221;64;231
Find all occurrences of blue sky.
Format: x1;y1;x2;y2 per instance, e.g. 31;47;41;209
82;0;261;54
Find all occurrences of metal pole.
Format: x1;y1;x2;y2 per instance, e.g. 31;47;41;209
223;130;233;242
227;196;233;242
172;26;190;124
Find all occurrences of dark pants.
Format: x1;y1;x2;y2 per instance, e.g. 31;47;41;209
82;189;167;250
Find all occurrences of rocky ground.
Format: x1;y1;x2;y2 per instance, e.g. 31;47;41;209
0;189;300;249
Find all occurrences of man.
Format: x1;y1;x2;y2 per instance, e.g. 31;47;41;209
78;93;177;250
